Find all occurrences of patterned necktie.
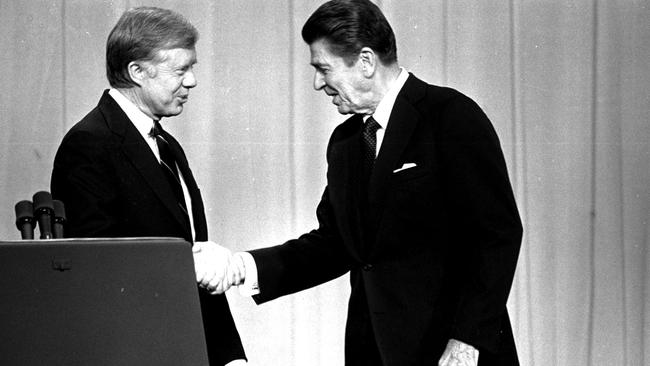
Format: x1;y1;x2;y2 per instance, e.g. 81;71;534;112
150;121;189;218
361;116;381;180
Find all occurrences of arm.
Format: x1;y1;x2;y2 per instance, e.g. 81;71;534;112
438;94;523;353
248;186;354;304
193;187;354;301
51;129;121;238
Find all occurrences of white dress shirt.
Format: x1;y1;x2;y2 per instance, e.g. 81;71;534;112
363;67;409;157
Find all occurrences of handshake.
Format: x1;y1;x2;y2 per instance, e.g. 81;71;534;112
192;241;248;294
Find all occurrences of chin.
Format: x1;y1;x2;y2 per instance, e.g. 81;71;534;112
169;106;184;116
336;106;353;115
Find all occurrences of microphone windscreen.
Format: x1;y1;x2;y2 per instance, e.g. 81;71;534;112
53;200;67;221
15;200;34;222
33;191;54;212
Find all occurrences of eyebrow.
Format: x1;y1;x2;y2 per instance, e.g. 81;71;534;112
179;59;198;68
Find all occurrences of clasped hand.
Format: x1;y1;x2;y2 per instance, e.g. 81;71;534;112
193;241;246;294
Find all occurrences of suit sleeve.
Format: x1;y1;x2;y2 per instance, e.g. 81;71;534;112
248;122;357;304
437;94;523;352
249;186;354;304
51;129;121;238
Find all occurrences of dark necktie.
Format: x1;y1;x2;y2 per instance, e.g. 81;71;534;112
150;121;189;220
361;116;381;181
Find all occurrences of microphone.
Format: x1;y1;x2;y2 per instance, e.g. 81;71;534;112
15;200;35;239
33;191;54;239
53;199;66;239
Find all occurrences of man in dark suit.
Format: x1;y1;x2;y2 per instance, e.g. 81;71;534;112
195;1;522;365
50;7;246;366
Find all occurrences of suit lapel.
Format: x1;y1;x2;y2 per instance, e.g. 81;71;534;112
98;92;192;236
366;75;426;233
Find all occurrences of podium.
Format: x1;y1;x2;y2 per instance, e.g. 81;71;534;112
0;237;209;366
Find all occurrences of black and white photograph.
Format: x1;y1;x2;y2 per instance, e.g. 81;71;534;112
0;1;648;365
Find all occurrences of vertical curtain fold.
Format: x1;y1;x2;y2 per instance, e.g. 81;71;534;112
0;1;648;365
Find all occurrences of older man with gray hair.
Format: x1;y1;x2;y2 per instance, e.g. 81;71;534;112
52;7;246;365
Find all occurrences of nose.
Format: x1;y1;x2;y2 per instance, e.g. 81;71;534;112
313;70;326;90
183;68;197;89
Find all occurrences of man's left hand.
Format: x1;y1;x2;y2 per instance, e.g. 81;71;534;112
438;339;479;366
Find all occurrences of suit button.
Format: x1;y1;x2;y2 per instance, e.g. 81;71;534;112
362;264;373;271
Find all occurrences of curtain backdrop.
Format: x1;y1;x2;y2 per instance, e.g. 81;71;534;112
1;1;648;365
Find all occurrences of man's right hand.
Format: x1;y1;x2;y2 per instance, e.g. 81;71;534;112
193;241;233;294
193;241;248;294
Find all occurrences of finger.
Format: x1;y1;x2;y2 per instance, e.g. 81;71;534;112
195;264;206;283
193;254;206;280
225;260;239;286
438;353;450;366
233;254;246;285
193;241;207;252
199;268;216;288
216;282;227;294
221;279;233;293
208;274;223;291
210;279;228;295
231;265;242;286
225;253;245;286
194;259;209;283
203;272;218;289
208;277;224;295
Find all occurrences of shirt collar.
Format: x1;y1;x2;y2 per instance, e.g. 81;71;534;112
108;88;156;138
365;67;409;129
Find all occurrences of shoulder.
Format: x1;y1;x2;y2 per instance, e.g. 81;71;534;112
403;74;493;135
331;115;362;140
56;93;121;160
322;115;362;160
403;74;481;116
62;91;129;143
60;109;109;149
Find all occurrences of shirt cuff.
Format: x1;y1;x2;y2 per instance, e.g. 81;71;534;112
237;251;260;296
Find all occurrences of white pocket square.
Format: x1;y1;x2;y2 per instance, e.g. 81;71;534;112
393;163;417;173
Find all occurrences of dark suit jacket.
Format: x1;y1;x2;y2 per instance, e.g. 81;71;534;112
51;90;245;365
250;74;522;366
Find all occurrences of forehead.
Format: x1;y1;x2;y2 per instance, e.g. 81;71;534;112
309;39;342;66
153;47;197;66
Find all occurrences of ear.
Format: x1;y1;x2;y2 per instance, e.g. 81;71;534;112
358;47;377;78
127;61;147;86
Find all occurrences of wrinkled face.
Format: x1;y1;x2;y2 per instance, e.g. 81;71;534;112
140;47;197;119
309;39;372;115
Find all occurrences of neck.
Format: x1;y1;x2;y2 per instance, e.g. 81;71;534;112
116;87;158;121
365;63;401;115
